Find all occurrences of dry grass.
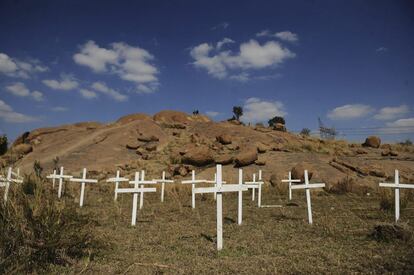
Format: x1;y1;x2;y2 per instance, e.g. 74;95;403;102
2;174;414;273
0;174;101;273
328;176;355;194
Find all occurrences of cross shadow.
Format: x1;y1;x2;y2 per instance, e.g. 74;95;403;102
224;217;236;224
200;233;215;243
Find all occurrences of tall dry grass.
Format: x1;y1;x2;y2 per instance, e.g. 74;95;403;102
0;174;100;273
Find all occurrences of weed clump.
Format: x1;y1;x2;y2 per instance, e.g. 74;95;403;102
370;223;411;242
0;175;100;273
328;176;355;194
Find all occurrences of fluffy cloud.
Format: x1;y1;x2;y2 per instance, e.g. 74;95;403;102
386;117;414;127
0;52;48;78
73;40;159;93
42;74;79;90
241;97;287;124
327;104;374;120
6;82;44;101
91;82;127;101
217;38;235;49
190;39;295;80
373;105;410;120
79;89;98;99
256;30;299;42
206;111;220;117
51;106;68;112
0;100;38;123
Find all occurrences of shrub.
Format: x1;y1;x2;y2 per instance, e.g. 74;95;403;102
379;189;413;211
0;175;99;273
399;139;413;146
300;128;311;137
328;176;355;194
268;116;285;127
33;160;43;178
232;106;243;121
0;135;7;156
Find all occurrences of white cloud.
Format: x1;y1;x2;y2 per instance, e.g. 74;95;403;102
374;105;410;120
42;74;79;90
327;104;374;120
211;22;229;30
73;40;159;93
51;106;68;112
206;111;220;117
91;82;127;101
386;117;414;127
241;97;287;124
190;39;295;80
257;30;299;42
0;99;39;123
217;38;235;49
79;89;98;99
0;52;48;78
5;82;44;101
376;47;388;53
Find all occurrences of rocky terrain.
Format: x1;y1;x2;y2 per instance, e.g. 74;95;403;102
2;110;414;191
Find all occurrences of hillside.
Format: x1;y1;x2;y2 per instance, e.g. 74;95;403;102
2;110;414;191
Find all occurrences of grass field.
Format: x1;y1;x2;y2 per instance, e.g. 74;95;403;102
31;180;413;274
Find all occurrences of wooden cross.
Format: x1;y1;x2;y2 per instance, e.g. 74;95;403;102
281;171;301;200
182;170;219;208
244;170;264;207
46;169;59;189
116;171;156;226
290;170;325;224
11;168;23;181
152;171;174;202
136;170;158;209
194;164;248;250
57;167;73;198
1;167;23;202
106;170;129;201
379;169;414;222
69;168;98;207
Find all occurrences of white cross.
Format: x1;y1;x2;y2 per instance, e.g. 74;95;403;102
136;170;158;209
244;170;264;207
69;168;98;207
57;167;73;198
281;171;301;200
379;169;414;222
11;168;23;181
116;172;156;226
106;170;129;201
152;171;174;202
194;164;248;250
1;167;23;202
46;169;59;189
181;170;220;208
290;170;325;224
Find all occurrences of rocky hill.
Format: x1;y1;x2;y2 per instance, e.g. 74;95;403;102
2;110;414;191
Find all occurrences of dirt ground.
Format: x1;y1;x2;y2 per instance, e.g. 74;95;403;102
47;179;414;274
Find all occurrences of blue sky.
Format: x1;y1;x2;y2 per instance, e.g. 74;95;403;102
0;0;413;142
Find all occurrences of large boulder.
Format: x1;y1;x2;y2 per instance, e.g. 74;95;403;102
216;134;232;145
215;154;234;165
234;149;258;167
116;113;152;124
137;133;159;142
182;146;214;166
12;144;33;155
291;163;313;182
273;123;286;132
12;131;30;147
362;136;381;148
257;143;269;153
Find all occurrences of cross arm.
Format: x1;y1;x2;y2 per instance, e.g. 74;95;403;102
281;179;301;183
116;187;157;193
380;183;414;189
181;179;207;184
106;177;129;182
290;183;325;190
70;178;98;183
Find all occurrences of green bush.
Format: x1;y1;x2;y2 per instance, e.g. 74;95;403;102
0;135;7;156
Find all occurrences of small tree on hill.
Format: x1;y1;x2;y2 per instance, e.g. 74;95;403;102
268;116;285;127
0;135;7;156
300;128;311;137
232;106;243;121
